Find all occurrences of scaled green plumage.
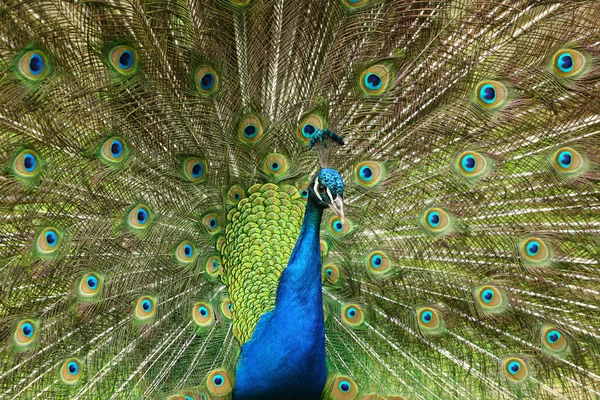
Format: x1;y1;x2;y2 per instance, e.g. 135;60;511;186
0;0;599;399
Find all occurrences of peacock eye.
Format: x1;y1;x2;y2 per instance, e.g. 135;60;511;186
318;184;326;194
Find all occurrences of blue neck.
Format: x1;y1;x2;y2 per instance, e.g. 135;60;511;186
277;196;324;308
233;196;328;399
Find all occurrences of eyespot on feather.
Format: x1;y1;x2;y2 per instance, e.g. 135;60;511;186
17;50;50;80
77;272;103;300
455;151;489;179
360;64;391;95
220;297;232;319
205;255;222;278
552;147;585;176
134;296;156;322
227;185;245;204
343;0;367;8
320;239;330;258
297;114;326;143
297;181;310;202
182;158;207;182
195;66;219;95
552;49;587;77
238;115;263;144
365;251;391;276
475;80;508;109
519;237;551;266
13;319;39;350
541;325;568;356
262;153;290;178
167;392;206;400
127;205;152;231
206;369;233;396
322;264;341;285
502;357;529;383
330;375;358;399
474;285;506;313
60;358;83;385
329;216;353;236
35;227;62;258
341;304;365;328
109;45;138;74
192;302;215;327
416;307;445;334
98;137;129;166
421;208;452;235
175;241;197;265
354;161;385;188
202;213;221;234
11;148;42;180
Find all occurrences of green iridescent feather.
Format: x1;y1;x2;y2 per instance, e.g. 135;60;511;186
0;0;599;399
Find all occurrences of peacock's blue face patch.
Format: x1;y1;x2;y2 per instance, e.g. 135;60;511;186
317;168;344;197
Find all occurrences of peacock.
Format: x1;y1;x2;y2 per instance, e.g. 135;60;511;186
1;0;599;398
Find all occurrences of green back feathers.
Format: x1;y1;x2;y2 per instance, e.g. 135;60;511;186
221;183;305;343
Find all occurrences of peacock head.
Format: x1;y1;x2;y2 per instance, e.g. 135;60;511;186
310;168;345;220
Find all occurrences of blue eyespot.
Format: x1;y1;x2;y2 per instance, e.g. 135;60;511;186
507;361;520;375
371;255;382;268
427;211;440;227
325;268;333;277
270;162;280;171
200;72;215;90
364;73;382;90
243;125;258;139
479;84;496;104
142;299;152;311
118;50;134;69
359;165;373;182
526;241;540;256
302;124;316;139
137;209;148;224
547;330;561;343
183;244;193;258
227;303;232;311
347;307;357;318
481;289;494;303
557;53;574;73
209;218;217;228
23;153;37;172
333;221;343;232
87;276;98;289
67;361;79;375
421;311;433;324
461;155;476;172
191;162;204;178
29;53;44;76
212;259;218;270
198;306;208;317
110;140;123;157
21;323;34;337
339;380;351;393
301;190;308;198
186;396;194;400
558;151;572;168
45;231;58;247
234;193;241;200
213;374;224;386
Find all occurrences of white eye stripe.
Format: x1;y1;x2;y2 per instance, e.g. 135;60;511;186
313;180;320;197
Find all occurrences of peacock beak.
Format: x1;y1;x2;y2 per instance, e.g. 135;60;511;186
330;195;345;224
